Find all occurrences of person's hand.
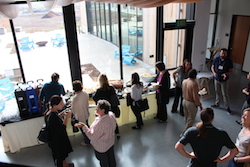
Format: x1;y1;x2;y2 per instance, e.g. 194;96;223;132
222;73;227;80
190;152;197;159
199;105;203;111
214;158;223;162
213;72;218;78
144;85;148;89
74;122;85;128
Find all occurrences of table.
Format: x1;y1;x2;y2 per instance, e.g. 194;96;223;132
196;71;214;98
0;116;44;153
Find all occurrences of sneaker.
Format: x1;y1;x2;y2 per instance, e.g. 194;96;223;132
227;108;233;115
211;104;219;108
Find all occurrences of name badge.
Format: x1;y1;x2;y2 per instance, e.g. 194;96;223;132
218;65;223;70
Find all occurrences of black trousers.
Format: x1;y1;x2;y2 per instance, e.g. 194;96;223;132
172;86;184;114
156;92;167;121
95;146;116;167
131;104;143;127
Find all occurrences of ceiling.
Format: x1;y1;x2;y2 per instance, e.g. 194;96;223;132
0;0;203;19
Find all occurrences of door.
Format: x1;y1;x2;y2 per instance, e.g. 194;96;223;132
229;15;250;67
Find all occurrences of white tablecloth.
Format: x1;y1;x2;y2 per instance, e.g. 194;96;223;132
0;116;44;153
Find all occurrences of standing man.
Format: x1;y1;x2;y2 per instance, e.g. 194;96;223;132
71;80;90;146
39;73;66;113
211;48;234;115
181;69;202;135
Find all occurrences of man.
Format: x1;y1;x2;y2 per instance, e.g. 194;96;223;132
71;80;90;146
211;48;234;115
175;108;238;167
181;69;202;135
39;73;66;113
75;100;117;167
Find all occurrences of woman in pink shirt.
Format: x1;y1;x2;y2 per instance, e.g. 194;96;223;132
75;100;117;167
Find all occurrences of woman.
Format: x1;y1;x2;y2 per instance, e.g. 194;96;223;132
171;59;192;116
151;61;170;123
228;107;250;167
93;74;120;138
130;72;143;129
175;108;238;167
45;95;74;167
75;100;117;167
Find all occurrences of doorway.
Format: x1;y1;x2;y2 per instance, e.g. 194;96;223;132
229;15;250;70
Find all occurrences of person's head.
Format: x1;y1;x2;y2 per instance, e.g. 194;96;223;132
96;100;111;116
196;108;214;137
155;61;165;72
182;59;192;72
131;72;140;85
241;108;250;127
51;73;59;82
46;95;64;113
188;69;197;79
98;74;109;89
72;80;83;92
220;48;228;60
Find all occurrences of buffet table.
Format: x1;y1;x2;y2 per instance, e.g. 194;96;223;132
0;92;157;153
0;116;44;153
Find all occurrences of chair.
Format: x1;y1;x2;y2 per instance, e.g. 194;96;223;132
19;42;34;50
137;29;143;36
122;51;139;65
114;45;131;59
128;28;137;35
51;34;66;47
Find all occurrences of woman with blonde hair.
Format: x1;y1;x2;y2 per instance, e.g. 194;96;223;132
93;74;120;138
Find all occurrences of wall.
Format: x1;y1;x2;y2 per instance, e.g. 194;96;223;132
191;0;211;71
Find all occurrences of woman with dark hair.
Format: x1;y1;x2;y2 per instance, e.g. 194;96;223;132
75;100;117;167
171;59;192;116
175;108;238;167
93;74;120;138
45;95;74;167
228;108;250;167
150;61;170;123
130;72;143;129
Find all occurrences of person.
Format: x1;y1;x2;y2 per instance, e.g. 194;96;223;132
75;100;117;167
211;48;234;115
93;74;120;138
228;108;250;167
175;108;238;167
39;73;66;113
236;72;250;125
150;61;170;123
130;72;143;129
181;69;202;135
171;59;192;116
45;95;74;167
71;80;90;146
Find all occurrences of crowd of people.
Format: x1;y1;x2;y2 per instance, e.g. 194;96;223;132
38;48;250;167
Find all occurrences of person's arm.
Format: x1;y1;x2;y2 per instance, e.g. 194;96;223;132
175;142;197;159
242;88;250;95
63;111;71;126
214;147;238;163
234;155;250;163
211;64;218;78
172;70;178;86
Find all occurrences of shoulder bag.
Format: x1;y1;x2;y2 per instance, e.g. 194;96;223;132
37;115;50;143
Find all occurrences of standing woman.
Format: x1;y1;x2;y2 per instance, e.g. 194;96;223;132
45;95;74;167
228;107;250;167
93;74;120;138
130;72;143;129
151;61;170;123
171;59;192;116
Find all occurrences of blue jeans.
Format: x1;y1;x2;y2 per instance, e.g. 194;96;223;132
227;159;244;167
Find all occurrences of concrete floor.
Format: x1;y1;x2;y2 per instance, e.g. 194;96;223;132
0;69;248;167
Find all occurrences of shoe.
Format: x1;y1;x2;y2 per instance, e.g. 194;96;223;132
67;163;74;167
159;120;166;123
171;110;177;113
80;142;89;146
132;126;141;129
154;116;158;119
227;108;233;115
236;120;241;125
211;104;219;108
116;134;121;140
179;112;184;116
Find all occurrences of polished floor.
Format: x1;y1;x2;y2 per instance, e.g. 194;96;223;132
0;69;248;167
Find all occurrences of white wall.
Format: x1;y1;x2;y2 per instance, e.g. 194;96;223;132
191;0;211;71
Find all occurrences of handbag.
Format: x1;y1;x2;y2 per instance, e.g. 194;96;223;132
136;98;149;112
71;115;79;133
38;123;49;143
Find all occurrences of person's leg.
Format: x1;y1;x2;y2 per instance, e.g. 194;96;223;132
156;93;160;119
131;105;142;128
172;86;181;113
107;146;116;167
221;80;230;109
214;80;221;106
183;101;197;133
95;150;108;167
79;120;90;144
179;88;184;115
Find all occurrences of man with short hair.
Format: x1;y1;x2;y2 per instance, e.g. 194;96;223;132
211;48;234;115
181;69;203;135
39;73;66;113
